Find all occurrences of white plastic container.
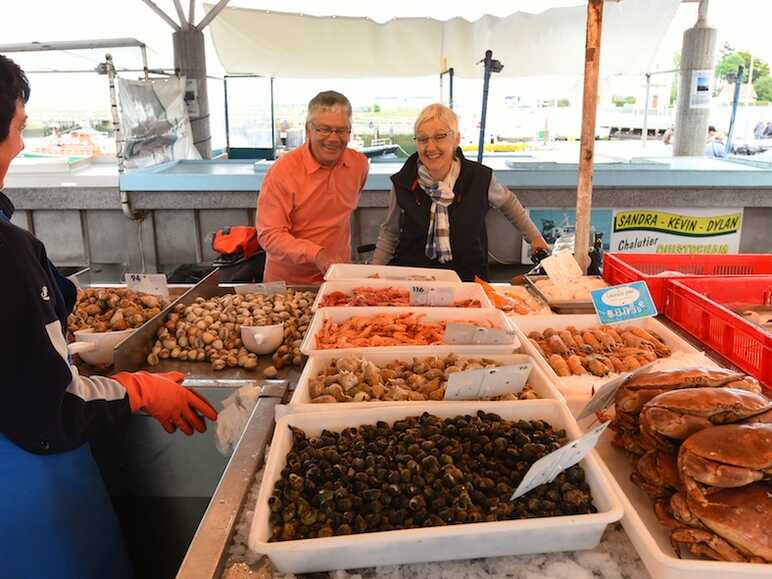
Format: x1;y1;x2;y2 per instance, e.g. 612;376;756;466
512;315;701;399
281;352;564;416
249;401;624;574
325;263;461;283
301;306;521;356
593;428;770;579
312;280;492;311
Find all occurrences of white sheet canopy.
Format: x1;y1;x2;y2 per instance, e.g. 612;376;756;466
206;0;680;78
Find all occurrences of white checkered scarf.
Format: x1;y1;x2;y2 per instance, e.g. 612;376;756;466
417;159;460;264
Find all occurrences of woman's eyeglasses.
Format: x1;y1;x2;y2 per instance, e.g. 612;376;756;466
311;124;351;137
414;131;452;146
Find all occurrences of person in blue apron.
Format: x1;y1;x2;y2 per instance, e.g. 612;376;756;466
0;55;218;579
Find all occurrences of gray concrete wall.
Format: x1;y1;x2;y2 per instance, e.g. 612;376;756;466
5;186;770;278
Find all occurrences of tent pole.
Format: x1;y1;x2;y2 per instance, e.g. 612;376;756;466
575;0;604;273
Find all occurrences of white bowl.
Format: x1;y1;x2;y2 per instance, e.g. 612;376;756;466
241;323;284;355
70;328;135;367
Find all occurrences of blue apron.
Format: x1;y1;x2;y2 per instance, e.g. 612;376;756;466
0;210;132;578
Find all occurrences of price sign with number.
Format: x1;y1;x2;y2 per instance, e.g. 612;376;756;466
409;285;454;306
444;323;515;345
591;281;657;325
125;273;169;300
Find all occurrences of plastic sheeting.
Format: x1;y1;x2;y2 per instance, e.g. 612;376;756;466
206;0;680;78
117;76;201;169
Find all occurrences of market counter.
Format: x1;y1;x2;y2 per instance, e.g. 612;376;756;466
4;155;771;276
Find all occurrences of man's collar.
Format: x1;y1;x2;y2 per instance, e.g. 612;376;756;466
301;142;350;174
0;191;15;219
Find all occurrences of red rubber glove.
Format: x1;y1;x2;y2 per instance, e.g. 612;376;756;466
113;371;218;435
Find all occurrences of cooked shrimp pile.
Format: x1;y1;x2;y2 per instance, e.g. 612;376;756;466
319;287;481;308
314;312;496;349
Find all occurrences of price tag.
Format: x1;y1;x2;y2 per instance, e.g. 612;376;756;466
444;323;515;345
234;281;288;295
444;359;533;400
591;281;657;325
409;285;454;306
540;252;583;286
510;421;610;500
125;273;169;300
576;361;657;420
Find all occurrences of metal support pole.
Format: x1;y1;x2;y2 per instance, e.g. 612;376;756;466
197;0;231;30
139;0;180;30
575;0;604;274
477;51;494;164
449;67;454;110
174;28;212;158
172;0;188;28
140;44;149;81
725;65;744;154
642;73;651;147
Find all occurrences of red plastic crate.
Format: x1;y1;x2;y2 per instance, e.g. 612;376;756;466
603;253;772;311
664;276;772;389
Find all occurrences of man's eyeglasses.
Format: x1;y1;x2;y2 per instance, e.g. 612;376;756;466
311;124;351;137
414;131;452;146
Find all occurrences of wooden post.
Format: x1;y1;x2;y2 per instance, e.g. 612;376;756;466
575;0;604;273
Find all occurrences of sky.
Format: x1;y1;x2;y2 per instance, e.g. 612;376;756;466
2;1;771;119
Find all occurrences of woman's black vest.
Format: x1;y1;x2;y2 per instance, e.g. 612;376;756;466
390;149;492;281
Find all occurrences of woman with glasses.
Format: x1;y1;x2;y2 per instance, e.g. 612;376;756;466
372;103;548;281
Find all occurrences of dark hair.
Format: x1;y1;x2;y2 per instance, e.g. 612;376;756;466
708;125;717;132
0;55;30;142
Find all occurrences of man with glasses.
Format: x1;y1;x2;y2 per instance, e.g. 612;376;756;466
257;91;368;283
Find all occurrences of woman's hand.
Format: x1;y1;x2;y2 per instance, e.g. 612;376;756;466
530;236;550;254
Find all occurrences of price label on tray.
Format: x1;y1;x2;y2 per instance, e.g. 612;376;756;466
444;323;515;345
510;421;610;500
576;361;657;420
591;281;657;325
444;359;533;400
409;285;454;306
234;281;288;295
125;273;169;300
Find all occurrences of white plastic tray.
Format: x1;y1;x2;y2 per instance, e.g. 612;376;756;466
512;315;702;399
280;352;564;416
592;427;770;579
312;280;492;311
301;306;520;356
325;263;461;283
249;401;624;574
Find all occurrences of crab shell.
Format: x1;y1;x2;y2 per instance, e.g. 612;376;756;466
668;483;772;563
615;367;755;414
631;450;680;498
640;387;772;451
678;423;772;489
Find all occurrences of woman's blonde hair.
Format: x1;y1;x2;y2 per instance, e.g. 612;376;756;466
414;103;459;135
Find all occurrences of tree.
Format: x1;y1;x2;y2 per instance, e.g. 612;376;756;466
715;51;769;83
754;76;772;103
372;103;381;113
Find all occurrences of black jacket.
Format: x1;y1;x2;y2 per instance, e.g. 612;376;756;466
390;149;493;281
0;192;131;454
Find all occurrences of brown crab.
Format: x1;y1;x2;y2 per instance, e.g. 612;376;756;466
615;367;757;416
631;449;680;498
639;388;772;452
656;483;772;563
678;423;772;490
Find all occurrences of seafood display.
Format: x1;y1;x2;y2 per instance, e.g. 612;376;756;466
314;313;498;350
476;278;551;315
528;325;672;378
146;290;315;371
602;367;772;563
267;412;596;541
318;287;480;308
67;287;167;333
532;277;608;302
307;355;540;403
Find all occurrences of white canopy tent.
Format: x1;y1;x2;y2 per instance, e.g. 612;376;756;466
205;0;680;78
